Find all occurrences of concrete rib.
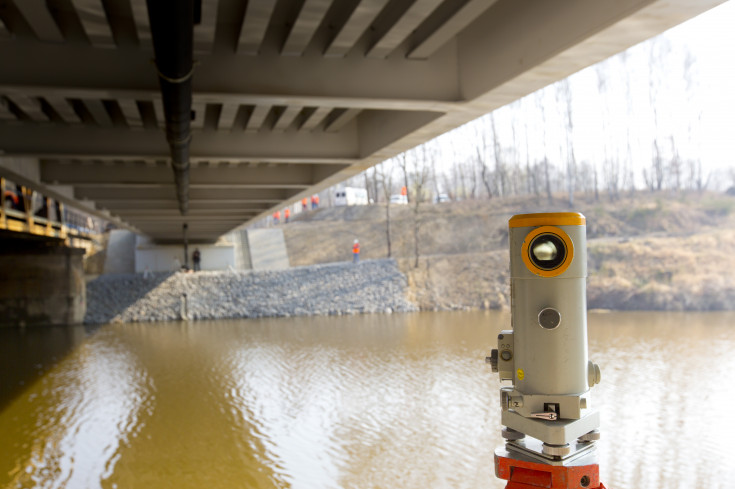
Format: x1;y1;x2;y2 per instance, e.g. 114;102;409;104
300;107;332;131
325;0;390;57
325;108;361;132
282;0;332;56
45;96;81;123
238;0;277;54
246;105;270;132
71;0;116;48
83;99;113;127
129;0;152;49
195;0;218;53
273;106;303;131
367;0;444;58
0;97;15;120
218;103;240;131
7;94;47;121
14;0;64;42
118;99;143;128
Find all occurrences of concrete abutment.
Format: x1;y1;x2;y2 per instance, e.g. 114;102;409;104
0;244;86;327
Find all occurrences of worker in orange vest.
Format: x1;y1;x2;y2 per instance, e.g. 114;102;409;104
302;197;308;211
284;208;290;223
311;194;319;209
400;186;407;196
352;239;360;264
273;210;280;224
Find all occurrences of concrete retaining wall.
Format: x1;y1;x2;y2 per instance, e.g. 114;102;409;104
103;230;136;274
135;243;236;273
247;228;289;270
0;246;86;326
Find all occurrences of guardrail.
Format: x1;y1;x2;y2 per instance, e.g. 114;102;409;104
1;176;96;244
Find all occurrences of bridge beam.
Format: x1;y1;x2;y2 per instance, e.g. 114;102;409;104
0;122;361;161
40;160;349;187
0;39;461;104
0;0;726;242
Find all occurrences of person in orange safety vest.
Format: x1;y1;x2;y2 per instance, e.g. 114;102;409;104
311;194;319;209
284;208;290;223
302;197;308;211
273;210;280;224
352;239;360;263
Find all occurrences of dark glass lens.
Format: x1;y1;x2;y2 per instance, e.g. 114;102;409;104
529;234;566;270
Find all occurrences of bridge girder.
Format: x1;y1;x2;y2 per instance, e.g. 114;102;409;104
0;0;725;242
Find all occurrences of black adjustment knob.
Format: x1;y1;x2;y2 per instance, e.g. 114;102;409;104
486;349;499;372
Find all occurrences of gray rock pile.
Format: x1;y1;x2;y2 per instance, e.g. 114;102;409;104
85;259;417;324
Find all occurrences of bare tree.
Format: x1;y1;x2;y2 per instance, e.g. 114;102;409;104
479;142;493;199
682;49;706;193
398;152;410;203
535;91;553;203
508;110;524;196
668;136;682;190
577;161;599;201
646;37;672;192
410;148;432;268
471;117;490;197
375;162;394;257
489;113;508;197
727;167;735;193
442;172;455;200
541;158;552;203
557;79;576;206
687;159;709;192
644;140;665;191
461;157;478;199
430;144;441;198
371;167;380;202
593;164;600;201
363;171;372;202
596;61;621;200
522;105;538;197
620;51;635;198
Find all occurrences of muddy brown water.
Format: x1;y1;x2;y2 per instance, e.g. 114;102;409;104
1;311;734;489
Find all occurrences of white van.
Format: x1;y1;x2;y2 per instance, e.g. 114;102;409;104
335;187;369;206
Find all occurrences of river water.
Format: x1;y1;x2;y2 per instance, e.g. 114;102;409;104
1;311;734;489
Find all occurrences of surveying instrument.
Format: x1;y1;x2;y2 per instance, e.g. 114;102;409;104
487;213;607;489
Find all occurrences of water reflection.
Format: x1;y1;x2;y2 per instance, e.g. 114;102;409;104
1;311;735;489
0;324;92;410
589;312;735;489
101;322;282;489
220;313;501;489
0;328;152;488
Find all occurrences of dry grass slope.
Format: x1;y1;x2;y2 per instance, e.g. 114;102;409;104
281;192;735;311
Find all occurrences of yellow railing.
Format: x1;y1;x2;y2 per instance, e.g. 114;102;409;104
1;177;92;245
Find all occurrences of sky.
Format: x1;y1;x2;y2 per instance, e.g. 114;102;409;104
401;0;735;191
570;0;735;173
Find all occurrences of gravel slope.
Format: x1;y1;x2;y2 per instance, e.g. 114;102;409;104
85;259;417;324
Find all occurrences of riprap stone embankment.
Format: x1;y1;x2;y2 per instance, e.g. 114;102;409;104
85;259;417;324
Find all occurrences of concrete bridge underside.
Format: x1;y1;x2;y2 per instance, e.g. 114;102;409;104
0;0;725;243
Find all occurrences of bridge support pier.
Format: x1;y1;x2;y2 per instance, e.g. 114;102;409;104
0;243;86;327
